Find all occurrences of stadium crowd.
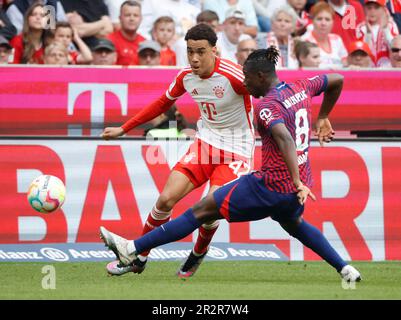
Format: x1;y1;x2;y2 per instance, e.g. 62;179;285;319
0;0;401;69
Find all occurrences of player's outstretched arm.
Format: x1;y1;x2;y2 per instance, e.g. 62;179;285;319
315;73;344;146
100;94;176;140
271;123;316;205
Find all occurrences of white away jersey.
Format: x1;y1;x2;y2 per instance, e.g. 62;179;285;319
166;57;254;158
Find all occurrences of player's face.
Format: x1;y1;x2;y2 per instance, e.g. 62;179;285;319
243;69;267;98
120;5;142;33
187;39;216;77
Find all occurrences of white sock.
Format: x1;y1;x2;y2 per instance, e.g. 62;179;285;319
126;241;136;255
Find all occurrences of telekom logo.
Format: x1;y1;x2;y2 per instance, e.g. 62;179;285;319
68;83;128;135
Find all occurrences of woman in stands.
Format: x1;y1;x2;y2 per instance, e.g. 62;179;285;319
10;2;50;64
301;2;348;69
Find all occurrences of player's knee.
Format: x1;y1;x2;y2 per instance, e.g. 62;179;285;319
279;217;303;236
156;193;177;212
192;195;220;224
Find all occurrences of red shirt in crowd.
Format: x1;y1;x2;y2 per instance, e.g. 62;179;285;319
108;30;145;65
10;34;44;64
330;0;366;51
160;47;176;66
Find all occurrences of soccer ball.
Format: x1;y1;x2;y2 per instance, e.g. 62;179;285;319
27;175;66;213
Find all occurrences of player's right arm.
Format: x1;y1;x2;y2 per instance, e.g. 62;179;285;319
315;73;344;146
101;70;188;140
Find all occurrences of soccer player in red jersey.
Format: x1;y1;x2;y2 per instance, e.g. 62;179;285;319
100;46;362;283
101;23;254;277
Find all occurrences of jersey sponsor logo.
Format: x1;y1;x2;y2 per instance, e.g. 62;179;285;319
259;108;275;126
283;90;308;109
213;85;225;98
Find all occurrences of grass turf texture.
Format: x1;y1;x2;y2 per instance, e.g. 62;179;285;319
1;261;400;300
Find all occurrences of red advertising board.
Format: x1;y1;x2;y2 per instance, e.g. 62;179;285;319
0;138;400;261
1;66;401;136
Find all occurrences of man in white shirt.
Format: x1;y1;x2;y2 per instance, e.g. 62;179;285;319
217;8;251;63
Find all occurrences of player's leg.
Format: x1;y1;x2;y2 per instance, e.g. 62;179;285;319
100;189;226;267
178;158;251;278
106;170;196;275
276;215;361;282
177;185;220;278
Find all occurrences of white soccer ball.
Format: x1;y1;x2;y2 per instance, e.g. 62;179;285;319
27;175;66;213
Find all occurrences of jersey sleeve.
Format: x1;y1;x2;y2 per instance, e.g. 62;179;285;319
302;74;328;97
256;101;284;132
165;69;189;100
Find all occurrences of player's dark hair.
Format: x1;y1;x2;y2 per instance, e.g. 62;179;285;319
185;23;217;47
243;46;280;76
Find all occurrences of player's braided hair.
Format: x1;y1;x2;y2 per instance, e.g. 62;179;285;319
243;46;280;75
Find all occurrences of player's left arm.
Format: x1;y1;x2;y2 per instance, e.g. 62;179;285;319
271;123;316;205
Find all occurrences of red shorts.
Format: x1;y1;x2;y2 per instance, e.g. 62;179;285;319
173;139;252;188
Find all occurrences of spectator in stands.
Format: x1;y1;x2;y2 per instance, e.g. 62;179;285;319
53;22;92;64
60;0;113;48
389;34;401;67
356;0;399;67
257;5;298;68
204;0;258;38
347;40;375;67
301;2;348;68
138;39;161;66
0;1;17;40
91;38;117;65
325;0;365;51
138;0;200;40
152;16;176;66
108;0;145;66
387;0;401;34
294;40;321;68
0;35;13;63
288;0;312;36
144;105;190;138
235;37;257;65
216;8;251;63
103;0;126;29
174;9;220;67
43;41;69;65
10;2;50;64
6;0;67;34
378;34;401;67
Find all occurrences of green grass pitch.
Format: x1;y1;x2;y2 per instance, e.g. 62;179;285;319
1;261;400;300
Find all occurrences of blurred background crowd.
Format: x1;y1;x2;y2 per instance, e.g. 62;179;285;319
0;0;400;69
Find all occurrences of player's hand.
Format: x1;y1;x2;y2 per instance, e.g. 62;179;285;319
101;127;125;140
315;118;335;147
296;184;316;205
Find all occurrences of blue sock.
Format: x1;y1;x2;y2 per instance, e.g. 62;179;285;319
134;208;201;254
292;220;347;272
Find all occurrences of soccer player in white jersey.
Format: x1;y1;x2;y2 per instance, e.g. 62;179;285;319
101;23;254;278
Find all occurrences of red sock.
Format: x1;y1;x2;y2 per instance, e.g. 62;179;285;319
193;225;218;255
140;207;171;257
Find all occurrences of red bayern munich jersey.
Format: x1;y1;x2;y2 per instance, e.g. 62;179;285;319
255;74;328;193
